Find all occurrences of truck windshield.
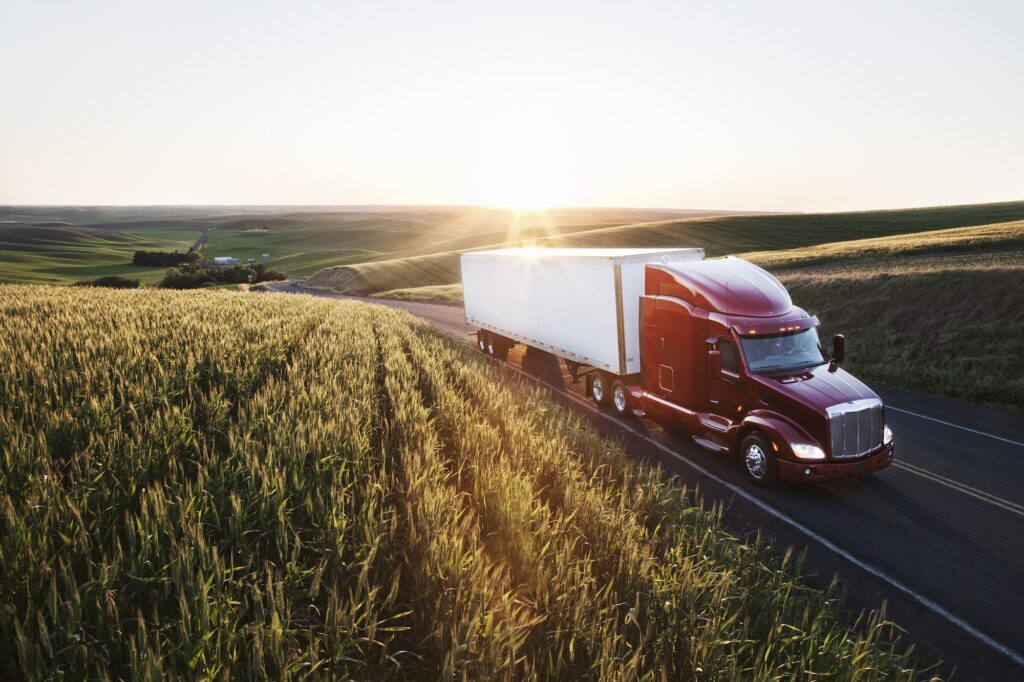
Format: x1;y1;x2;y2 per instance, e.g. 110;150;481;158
739;328;827;373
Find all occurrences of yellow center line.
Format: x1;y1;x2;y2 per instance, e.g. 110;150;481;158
894;460;1024;518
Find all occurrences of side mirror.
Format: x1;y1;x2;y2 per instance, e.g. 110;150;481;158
832;334;845;364
709;349;722;379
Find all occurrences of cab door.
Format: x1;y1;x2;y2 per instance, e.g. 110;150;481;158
707;335;744;416
640;296;698;407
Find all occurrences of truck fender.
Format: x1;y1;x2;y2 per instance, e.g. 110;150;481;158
733;410;816;460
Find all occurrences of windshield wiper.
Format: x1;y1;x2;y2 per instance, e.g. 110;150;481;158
752;364;791;372
754;360;825;374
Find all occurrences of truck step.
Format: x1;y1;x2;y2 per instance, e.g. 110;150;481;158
693;436;730;454
700;415;732;432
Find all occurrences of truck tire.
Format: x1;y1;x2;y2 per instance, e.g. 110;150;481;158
611;379;632;418
589;371;611;407
740;432;778;488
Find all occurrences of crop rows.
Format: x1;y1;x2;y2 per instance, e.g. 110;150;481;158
0;286;934;679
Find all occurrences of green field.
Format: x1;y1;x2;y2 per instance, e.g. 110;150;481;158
0;206;724;284
369;282;464;303
0;224;191;284
306;200;1024;295
0;286;935;679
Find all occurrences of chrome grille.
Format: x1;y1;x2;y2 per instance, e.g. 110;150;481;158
826;399;884;459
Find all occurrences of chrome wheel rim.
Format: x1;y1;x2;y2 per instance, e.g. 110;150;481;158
613;385;627;413
745;444;767;479
478;336;486;351
592;376;604;402
487;339;496;355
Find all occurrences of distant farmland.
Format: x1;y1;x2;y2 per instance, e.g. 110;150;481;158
304;200;1024;296
0;205;724;284
0;286;934;679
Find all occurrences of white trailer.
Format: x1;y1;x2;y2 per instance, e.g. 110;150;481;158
461;247;704;375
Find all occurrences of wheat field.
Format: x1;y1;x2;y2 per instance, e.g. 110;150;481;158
0;286;936;679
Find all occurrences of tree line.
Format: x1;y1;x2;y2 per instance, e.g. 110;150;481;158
132;250;202;267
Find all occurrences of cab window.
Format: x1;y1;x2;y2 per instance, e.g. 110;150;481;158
719;339;738;373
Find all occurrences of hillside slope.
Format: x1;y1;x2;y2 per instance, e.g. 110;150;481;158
0;206;727;282
545;200;1024;252
306;200;1024;295
0;287;933;679
751;221;1024;409
0;225;188;284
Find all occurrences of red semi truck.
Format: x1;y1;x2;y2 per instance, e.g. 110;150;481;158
461;248;894;487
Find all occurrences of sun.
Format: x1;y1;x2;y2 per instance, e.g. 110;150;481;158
457;109;583;214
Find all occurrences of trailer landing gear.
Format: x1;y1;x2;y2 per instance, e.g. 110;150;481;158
564;359;582;384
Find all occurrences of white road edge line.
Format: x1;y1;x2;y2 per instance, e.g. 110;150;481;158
887;406;1024;448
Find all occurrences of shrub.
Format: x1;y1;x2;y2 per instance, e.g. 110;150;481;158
158;267;215;289
72;275;140;289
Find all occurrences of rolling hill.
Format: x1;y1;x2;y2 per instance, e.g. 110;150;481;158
349;218;1024;411
755;221;1024;409
0;206;731;284
0;224;191;284
305;200;1024;295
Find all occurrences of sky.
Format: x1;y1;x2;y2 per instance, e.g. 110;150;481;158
1;0;1022;212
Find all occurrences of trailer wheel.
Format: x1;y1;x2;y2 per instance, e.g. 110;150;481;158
611;379;631;418
740;432;778;488
589;371;611;407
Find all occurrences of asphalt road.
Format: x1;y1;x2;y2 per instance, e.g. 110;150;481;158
268;281;1024;680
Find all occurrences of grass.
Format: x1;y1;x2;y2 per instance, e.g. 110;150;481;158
304;200;1024;296
370;283;464;303
745;222;1024;410
741;219;1024;271
0;286;937;679
0;225;188;284
784;268;1023;410
305;251;463;296
5;200;1022;289
544;200;1024;253
0;206;719;283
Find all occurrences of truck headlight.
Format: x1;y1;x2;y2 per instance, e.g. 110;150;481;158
884;425;893;445
791;443;826;460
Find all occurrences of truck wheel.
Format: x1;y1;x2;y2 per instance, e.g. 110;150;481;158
611;379;631;418
740;432;778;488
589;371;611;407
477;331;489;354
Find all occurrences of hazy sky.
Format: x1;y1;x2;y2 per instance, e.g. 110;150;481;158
1;0;1022;211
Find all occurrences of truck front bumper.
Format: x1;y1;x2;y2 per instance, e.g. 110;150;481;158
777;443;894;483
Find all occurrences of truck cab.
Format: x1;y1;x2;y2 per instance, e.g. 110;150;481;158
635;257;894;486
